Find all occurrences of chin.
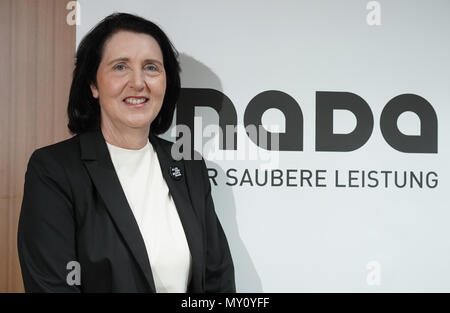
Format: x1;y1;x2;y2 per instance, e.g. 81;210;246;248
122;116;154;130
119;106;160;130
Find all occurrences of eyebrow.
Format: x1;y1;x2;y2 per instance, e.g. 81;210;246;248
106;57;163;66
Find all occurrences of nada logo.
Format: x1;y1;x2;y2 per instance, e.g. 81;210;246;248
177;88;437;153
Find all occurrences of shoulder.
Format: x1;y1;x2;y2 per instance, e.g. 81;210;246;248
30;135;79;161
27;135;81;176
24;136;81;201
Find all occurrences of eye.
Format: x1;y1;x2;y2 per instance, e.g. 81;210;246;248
113;63;126;71
145;64;158;71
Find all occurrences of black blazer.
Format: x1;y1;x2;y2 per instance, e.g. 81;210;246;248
17;129;235;293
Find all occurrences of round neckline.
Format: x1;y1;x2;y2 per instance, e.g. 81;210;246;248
106;139;151;153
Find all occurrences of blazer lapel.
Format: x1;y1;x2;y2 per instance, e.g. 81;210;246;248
79;130;156;293
149;132;205;292
79;130;205;292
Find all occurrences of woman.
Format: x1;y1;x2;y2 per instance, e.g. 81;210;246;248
17;12;235;293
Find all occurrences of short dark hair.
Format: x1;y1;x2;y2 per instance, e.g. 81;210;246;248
67;12;180;135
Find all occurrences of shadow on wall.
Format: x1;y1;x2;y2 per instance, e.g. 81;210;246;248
162;53;263;292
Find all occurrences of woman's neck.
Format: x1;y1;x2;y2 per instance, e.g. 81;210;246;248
101;121;150;150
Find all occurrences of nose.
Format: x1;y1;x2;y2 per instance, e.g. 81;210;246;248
129;69;145;91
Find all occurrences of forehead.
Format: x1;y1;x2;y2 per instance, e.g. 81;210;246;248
101;30;163;62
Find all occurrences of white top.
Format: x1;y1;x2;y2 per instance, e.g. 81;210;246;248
106;139;192;292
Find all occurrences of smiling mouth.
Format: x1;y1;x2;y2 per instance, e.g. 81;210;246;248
123;97;149;106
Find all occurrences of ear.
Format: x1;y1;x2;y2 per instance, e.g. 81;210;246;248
90;83;99;99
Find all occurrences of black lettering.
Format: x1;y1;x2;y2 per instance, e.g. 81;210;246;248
207;168;218;186
240;169;253;186
368;170;378;187
380;170;392;188
300;170;313;187
177;88;238;150
316;170;327;187
255;169;268;186
226;168;238;186
335;170;346;187
426;172;438;188
410;171;423;188
244;90;303;151
394;171;407;188
380;94;437;153
348;170;359;187
316;91;374;152
271;169;283;186
287;169;297;187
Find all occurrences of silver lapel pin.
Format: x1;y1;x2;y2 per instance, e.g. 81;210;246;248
169;166;183;181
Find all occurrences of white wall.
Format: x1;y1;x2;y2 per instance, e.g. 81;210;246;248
77;0;450;292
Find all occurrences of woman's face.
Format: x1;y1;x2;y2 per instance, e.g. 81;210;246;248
90;30;166;132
